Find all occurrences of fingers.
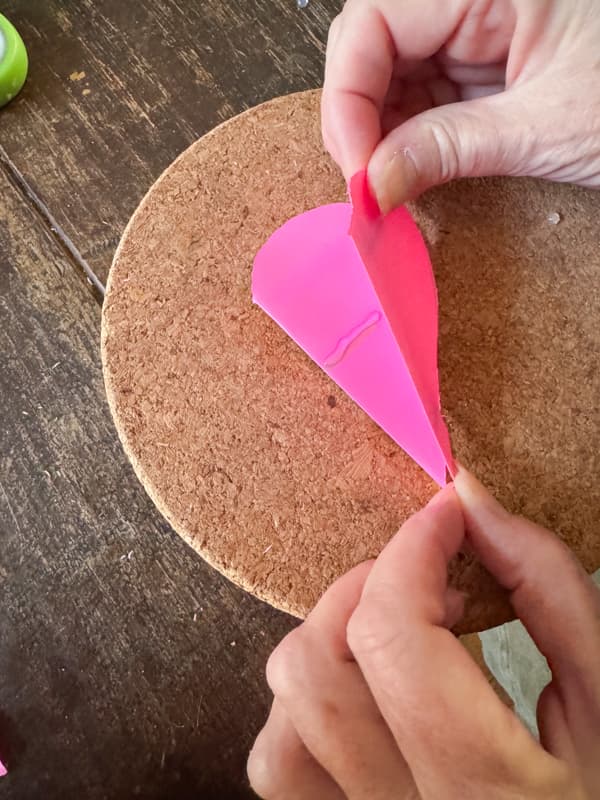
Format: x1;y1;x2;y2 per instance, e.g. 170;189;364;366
454;467;600;708
322;0;468;180
248;701;344;800
537;682;600;798
322;5;393;179
250;554;464;800
322;0;529;206
347;486;559;799
536;684;579;765
266;562;419;799
367;90;533;212
454;466;600;787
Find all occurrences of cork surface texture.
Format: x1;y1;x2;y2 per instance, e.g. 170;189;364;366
101;90;600;634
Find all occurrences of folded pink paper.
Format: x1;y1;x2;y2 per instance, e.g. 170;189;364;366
252;170;454;486
0;759;6;777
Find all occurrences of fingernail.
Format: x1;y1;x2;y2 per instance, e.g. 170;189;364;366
454;464;509;521
371;149;419;214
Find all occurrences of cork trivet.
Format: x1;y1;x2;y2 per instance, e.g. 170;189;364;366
102;90;600;634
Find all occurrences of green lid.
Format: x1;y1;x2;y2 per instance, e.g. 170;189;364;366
0;14;28;108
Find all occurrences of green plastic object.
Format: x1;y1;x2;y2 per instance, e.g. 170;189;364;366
0;13;28;108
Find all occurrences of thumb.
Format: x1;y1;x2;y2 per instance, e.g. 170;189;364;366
454;467;600;713
368;92;530;212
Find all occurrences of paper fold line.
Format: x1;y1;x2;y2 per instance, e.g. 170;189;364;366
252;170;455;486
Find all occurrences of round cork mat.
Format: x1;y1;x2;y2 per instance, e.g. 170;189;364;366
102;90;600;634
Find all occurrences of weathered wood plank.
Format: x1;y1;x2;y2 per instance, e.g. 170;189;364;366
0;5;501;794
0;0;336;286
0;167;293;798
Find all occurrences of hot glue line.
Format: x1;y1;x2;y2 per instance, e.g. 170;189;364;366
323;310;381;368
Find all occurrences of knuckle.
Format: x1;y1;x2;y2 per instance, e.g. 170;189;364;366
266;627;310;699
247;737;277;798
247;734;290;800
248;722;311;800
426;117;461;183
327;13;342;46
345;605;370;654
346;596;396;657
517;517;587;582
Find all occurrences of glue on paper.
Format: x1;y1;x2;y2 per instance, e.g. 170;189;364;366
252;170;454;486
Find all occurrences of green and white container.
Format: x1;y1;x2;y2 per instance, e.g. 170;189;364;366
0;13;28;107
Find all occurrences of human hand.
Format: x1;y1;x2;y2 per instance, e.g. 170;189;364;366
248;468;600;799
322;0;600;212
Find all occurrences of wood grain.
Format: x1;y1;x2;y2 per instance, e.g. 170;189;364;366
0;2;534;795
0;165;294;798
1;0;337;287
0;2;336;795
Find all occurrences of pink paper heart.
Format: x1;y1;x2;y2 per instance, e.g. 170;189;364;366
252;170;454;486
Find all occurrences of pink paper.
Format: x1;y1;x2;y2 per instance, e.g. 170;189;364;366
0;759;6;777
252;170;454;486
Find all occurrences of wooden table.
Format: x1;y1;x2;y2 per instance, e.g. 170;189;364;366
0;2;340;797
1;3;499;797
